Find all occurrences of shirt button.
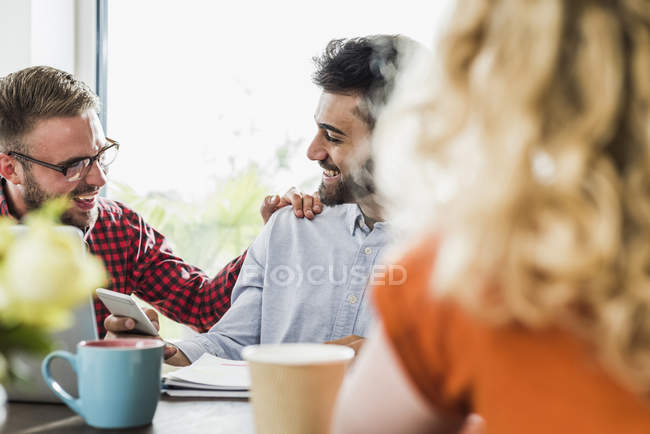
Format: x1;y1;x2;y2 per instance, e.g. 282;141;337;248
364;247;372;255
348;295;358;304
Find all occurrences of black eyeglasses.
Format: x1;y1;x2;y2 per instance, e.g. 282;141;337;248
8;138;120;182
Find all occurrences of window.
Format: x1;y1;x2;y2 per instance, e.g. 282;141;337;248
103;0;448;336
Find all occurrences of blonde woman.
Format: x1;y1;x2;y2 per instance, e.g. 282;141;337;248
332;0;650;433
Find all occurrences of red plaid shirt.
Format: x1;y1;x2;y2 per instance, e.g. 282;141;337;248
0;179;245;337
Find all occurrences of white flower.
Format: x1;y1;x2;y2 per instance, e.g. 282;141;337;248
0;220;107;329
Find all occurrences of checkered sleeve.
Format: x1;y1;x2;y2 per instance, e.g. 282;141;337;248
121;207;246;333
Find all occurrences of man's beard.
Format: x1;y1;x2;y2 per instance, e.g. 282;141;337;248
23;168;99;230
318;159;376;206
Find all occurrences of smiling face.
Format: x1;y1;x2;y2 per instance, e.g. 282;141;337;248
306;92;374;206
13;109;108;229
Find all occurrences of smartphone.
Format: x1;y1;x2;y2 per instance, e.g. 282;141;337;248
96;288;159;336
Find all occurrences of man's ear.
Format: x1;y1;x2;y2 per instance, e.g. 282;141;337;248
0;153;23;185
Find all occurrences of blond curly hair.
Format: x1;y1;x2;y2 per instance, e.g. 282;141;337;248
374;0;650;393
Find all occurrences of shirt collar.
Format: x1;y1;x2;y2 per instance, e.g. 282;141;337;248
346;204;379;236
344;204;362;236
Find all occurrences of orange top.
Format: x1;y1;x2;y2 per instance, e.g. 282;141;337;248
375;242;650;434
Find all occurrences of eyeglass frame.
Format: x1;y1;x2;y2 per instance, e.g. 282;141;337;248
7;138;120;181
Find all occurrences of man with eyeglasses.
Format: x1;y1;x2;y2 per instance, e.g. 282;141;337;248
0;66;319;339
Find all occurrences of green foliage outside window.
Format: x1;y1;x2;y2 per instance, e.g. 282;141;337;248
108;134;321;340
108;166;268;274
107;164;270;339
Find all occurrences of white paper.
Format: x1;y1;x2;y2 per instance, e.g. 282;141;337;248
164;378;247;391
164;353;250;389
162;388;250;398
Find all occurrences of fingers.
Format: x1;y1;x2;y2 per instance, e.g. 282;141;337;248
104;314;136;333
164;344;178;360
303;194;315;219
313;191;322;214
301;192;323;219
284;187;304;218
277;196;292;207
267;187;324;221
261;187;324;224
260;194;281;224
144;308;160;331
104;308;160;335
164;348;191;366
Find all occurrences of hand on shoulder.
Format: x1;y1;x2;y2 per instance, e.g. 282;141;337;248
260;187;323;224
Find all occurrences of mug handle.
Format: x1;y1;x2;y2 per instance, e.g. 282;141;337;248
41;350;83;416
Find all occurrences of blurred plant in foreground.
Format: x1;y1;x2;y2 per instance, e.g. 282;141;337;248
0;199;107;383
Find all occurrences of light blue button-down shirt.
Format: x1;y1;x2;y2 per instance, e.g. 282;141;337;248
175;204;389;361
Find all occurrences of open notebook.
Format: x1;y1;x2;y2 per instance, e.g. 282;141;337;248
162;354;250;398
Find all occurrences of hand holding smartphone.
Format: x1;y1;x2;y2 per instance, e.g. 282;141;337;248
96;288;159;336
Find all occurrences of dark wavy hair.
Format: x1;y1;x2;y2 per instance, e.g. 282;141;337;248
312;35;415;129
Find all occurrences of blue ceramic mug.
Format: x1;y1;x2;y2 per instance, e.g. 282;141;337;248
42;338;164;429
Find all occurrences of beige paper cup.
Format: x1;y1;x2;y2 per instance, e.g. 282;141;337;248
242;343;354;434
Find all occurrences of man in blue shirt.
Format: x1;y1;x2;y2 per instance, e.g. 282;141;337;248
118;35;416;364
164;34;417;363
